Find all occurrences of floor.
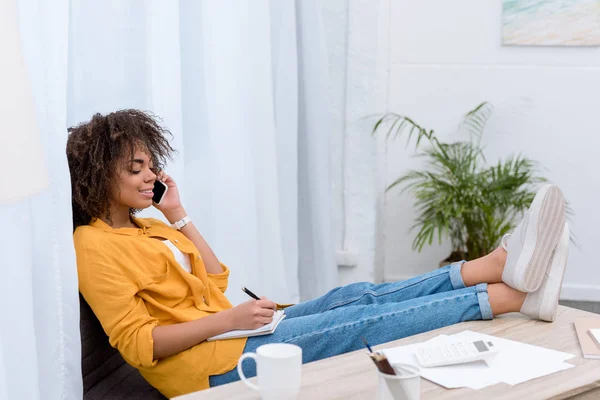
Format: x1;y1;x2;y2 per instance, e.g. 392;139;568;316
560;300;600;314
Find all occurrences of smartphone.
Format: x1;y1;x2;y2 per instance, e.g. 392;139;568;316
152;180;169;205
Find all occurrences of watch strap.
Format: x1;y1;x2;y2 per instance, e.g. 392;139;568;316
171;215;191;230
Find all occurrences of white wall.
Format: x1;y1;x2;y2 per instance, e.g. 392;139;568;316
383;1;600;301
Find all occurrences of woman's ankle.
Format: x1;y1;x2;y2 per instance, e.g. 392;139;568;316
488;283;526;316
461;248;507;287
491;246;508;273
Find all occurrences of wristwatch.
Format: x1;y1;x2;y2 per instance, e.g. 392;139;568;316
171;215;192;230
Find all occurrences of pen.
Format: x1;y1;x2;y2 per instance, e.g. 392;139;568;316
242;286;261;301
362;336;374;353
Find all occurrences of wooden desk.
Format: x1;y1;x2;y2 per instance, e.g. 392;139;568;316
175;306;600;400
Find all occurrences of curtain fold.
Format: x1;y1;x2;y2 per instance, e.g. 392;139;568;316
296;0;338;300
1;0;337;398
270;0;301;303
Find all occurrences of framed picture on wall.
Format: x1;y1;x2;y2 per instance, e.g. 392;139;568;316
502;0;600;46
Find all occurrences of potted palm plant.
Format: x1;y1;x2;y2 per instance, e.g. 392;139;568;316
373;102;550;265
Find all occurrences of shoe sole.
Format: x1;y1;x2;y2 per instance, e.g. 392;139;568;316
505;185;567;292
538;224;570;322
521;185;566;292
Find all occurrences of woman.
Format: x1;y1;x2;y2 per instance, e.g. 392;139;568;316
67;110;569;398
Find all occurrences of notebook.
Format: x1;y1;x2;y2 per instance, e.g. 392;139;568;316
207;310;286;341
573;317;600;359
589;329;600;348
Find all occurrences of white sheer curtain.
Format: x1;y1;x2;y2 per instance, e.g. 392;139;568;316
1;0;81;400
1;0;336;398
67;0;337;305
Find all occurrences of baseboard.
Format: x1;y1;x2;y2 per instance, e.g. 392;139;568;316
560;284;600;302
384;274;600;303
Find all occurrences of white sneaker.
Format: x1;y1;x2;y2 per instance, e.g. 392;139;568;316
501;184;566;292
520;223;570;322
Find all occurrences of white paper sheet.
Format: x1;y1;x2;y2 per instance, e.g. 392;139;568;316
382;334;500;389
453;330;575;386
381;330;575;390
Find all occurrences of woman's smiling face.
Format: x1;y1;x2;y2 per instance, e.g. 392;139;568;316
110;149;158;211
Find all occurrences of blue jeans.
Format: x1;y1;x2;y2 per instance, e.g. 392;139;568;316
209;262;493;387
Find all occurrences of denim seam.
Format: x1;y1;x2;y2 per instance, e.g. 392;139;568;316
324;270;452;311
285;292;477;343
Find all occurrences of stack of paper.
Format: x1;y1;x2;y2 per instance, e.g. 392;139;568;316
381;330;574;390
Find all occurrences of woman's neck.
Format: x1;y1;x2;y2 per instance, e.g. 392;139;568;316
102;205;136;229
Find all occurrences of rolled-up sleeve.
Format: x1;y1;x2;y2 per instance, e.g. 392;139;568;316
77;245;158;368
207;263;230;293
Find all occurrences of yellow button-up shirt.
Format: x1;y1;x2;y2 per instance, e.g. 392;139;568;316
74;217;246;398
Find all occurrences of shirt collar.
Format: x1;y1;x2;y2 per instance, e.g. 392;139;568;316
131;215;152;229
89;216;151;236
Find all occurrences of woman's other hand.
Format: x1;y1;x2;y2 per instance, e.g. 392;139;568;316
226;298;277;330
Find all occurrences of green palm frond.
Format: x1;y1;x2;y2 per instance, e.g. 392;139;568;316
373;102;570;260
460;102;494;144
371;113;438;149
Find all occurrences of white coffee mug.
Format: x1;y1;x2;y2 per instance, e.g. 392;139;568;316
237;343;302;400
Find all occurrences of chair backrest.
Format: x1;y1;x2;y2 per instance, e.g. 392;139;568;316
79;294;166;400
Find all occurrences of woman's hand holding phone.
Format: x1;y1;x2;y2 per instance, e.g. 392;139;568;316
153;171;186;223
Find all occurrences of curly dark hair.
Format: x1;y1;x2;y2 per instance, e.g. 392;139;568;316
66;109;175;230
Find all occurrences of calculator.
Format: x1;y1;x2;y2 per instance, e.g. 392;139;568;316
415;340;498;368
